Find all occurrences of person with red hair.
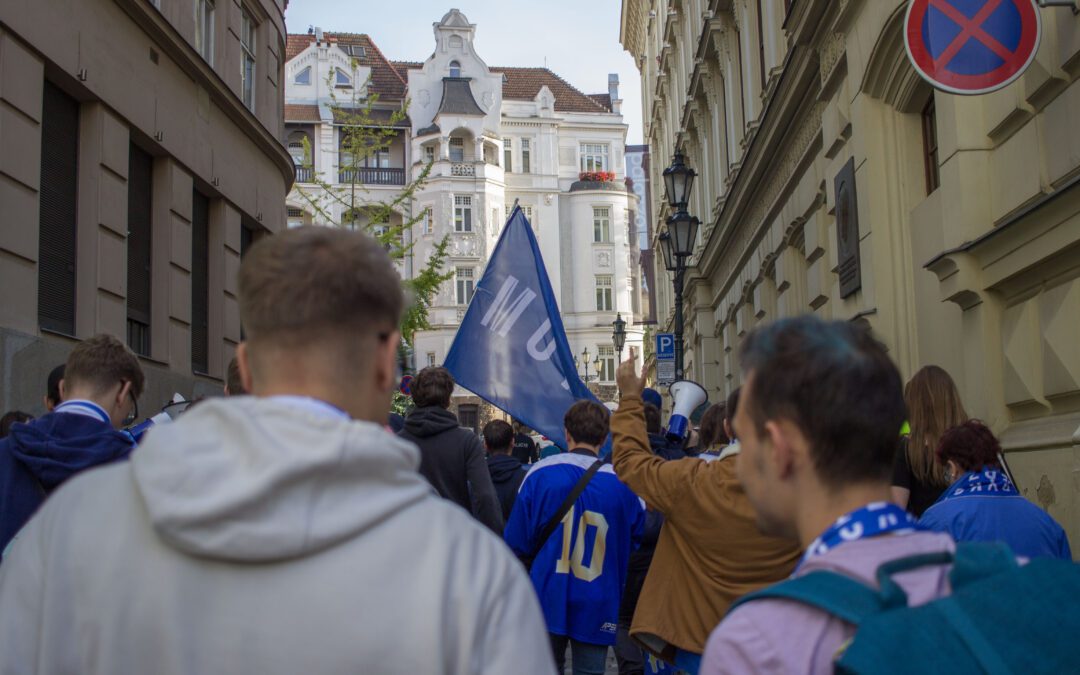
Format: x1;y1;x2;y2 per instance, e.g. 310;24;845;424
919;420;1072;560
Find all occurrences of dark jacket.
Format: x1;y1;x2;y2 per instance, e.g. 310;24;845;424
0;412;133;553
398;407;503;533
511;433;538;465
487;454;527;525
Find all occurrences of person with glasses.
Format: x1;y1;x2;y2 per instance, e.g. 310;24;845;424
0;334;143;555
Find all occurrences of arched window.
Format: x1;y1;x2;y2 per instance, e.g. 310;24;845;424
335;68;352;88
449;60;461;78
294;66;311;86
287;131;308;165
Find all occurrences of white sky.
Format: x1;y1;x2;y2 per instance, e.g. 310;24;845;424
284;1;644;144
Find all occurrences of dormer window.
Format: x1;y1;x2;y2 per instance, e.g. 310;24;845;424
449;61;461;78
295;66;311;85
335;68;352;88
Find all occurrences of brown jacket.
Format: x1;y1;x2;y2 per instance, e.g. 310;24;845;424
611;395;801;659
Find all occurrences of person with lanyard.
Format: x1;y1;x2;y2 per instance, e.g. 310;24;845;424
701;315;957;675
0;334;142;557
920;420;1071;560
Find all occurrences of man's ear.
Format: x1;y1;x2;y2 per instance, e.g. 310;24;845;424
58;379;68;401
236;343;254;394
764;419;801;480
116;380;132;409
374;331;401;393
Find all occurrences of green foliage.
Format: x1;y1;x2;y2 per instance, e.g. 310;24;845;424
291;71;452;347
391;390;414;417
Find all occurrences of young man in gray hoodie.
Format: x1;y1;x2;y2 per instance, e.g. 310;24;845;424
0;226;554;674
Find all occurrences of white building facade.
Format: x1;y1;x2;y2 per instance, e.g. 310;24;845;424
284;10;643;405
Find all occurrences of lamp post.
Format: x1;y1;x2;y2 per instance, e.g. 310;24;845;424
661;149;699;381
612;313;627;360
577;346;594;383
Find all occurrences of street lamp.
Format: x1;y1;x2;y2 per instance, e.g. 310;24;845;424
661;150;700;381
593;354;602;381
612;313;627;359
579;346;593;382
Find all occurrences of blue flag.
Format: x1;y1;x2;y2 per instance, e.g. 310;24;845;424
445;206;601;451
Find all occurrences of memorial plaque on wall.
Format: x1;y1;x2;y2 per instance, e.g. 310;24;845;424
834;157;862;298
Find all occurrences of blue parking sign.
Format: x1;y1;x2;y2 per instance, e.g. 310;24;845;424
656;333;675;360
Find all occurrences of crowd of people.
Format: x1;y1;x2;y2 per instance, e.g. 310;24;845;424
0;225;1075;674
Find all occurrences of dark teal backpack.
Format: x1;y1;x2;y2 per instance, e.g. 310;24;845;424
730;543;1080;674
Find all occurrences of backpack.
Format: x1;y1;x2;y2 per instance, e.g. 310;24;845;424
730;542;1080;674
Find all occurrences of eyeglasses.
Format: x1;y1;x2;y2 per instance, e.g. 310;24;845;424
122;383;139;427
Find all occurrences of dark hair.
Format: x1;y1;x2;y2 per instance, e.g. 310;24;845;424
726;387;741;423
564;400;610;447
239;226;403;346
739;315;904;487
46;364;65;407
905;365;968;488
699;403;729;448
483;420;514;453
412;366;455;409
66;334;145;399
0;411;33;438
643;403;661;434
226;357;246;396
936;420;1002;473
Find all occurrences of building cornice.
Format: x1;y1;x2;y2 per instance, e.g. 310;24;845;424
115;0;294;190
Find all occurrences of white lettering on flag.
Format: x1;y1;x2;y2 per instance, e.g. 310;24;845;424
526;319;557;361
481;277;537;337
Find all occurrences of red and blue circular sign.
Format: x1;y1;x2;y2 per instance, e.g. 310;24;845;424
399;375;413;396
905;0;1041;95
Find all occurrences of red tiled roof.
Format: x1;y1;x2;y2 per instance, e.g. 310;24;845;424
492;67;609;113
588;94;612;112
285;33;407;100
284;103;321;122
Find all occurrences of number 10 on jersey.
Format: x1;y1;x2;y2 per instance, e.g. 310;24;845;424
554;506;609;581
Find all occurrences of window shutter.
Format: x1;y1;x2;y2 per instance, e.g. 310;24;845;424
191;190;210;373
126;144;153;355
38;81;79;335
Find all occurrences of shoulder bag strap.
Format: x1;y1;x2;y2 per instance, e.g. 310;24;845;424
526;459;604;563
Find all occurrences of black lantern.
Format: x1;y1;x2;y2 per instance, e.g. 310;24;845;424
658;230;676;272
667;211;700;259
612;313;627;356
662;149;697;210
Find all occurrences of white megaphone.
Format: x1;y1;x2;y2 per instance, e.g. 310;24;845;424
666;380;708;442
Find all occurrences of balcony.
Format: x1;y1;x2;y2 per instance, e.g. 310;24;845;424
337;167;406;186
294;166;313;183
451;163;476;177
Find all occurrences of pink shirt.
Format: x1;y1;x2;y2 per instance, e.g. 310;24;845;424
701;531;956;674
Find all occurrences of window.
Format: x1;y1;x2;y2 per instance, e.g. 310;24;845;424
38;81;79;336
191;190;210;374
240;7;257;111
287;207;304;229
294;66;311;85
598;345;616;383
363;148;389;168
195;0;215;65
503;138;512;172
456;267;475;305
521;138;531;173
424;145;435;163
580;143;609;172
595;275;613;311
344;45;366;58
922;95;940;195
287;131;307;165
335;68;352;88
593;207;611;243
457;404;479;434
427;352;437;367
454;195;472;232
127;144;154;357
449;60;461;78
422;208;433;235
449;137;464;162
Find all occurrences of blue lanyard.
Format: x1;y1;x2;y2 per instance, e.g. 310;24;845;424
801;502;920;569
54;400;110;424
939;469;1018;502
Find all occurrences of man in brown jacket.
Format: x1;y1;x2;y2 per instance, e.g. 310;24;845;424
611;349;801;672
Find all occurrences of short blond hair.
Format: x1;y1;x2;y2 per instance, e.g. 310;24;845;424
238;226;403;346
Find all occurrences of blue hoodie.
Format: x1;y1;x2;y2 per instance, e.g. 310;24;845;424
0;412;133;553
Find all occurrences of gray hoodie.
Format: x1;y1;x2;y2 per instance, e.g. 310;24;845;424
0;397;554;674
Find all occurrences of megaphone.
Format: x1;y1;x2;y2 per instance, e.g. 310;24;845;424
666;380;708;442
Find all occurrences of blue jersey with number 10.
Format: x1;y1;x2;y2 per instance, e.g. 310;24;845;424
504;453;645;646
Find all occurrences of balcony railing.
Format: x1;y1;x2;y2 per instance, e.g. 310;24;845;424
451;163;476;177
337;167;406;185
294;166;313;183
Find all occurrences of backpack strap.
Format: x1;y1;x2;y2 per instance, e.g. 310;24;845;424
730;571;886;626
948;542;1017;589
520;459;603;567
